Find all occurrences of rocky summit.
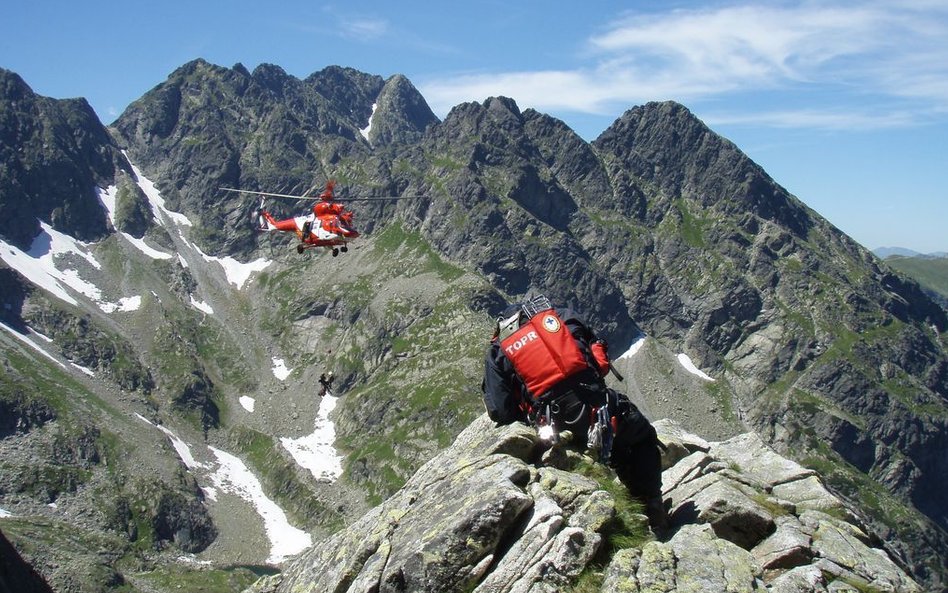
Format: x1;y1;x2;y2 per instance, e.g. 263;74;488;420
245;414;919;593
1;59;947;592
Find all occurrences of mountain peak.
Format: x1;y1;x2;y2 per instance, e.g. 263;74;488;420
595;99;813;238
365;73;438;146
0;73;118;247
0;67;34;101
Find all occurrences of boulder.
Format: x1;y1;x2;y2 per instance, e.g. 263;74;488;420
602;524;764;592
246;417;920;593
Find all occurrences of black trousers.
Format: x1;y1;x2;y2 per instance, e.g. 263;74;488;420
546;386;662;500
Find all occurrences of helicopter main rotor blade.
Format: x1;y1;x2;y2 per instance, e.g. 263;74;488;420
338;196;426;202
220;188;425;201
220;187;317;200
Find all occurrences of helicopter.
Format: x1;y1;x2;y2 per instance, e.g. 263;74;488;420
221;181;413;256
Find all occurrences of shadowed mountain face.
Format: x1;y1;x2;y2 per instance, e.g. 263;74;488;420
0;69;123;248
0;529;54;593
1;60;947;590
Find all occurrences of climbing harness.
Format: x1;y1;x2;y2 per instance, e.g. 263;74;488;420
586;404;616;463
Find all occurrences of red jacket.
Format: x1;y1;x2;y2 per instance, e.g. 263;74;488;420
482;307;610;424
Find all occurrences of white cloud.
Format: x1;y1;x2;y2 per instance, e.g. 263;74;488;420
340;17;388;40
702;108;920;131
419;2;948;131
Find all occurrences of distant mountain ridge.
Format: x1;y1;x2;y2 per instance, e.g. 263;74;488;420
874;246;948;259
880;252;948;311
1;60;947;591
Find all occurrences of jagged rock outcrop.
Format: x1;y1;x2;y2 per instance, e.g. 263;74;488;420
23;306;154;393
109;60;434;256
418;95;642;345
246;414;917;593
365;74;438;147
588;102;948;584
0;68;124;248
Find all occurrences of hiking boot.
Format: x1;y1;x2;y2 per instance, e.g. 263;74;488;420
645;496;669;533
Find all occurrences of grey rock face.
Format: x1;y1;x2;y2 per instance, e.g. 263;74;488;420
657;423;919;593
0;69;122;248
366;74;438;147
251;417;918;593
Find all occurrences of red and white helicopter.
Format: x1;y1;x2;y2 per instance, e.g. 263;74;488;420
222;181;411;256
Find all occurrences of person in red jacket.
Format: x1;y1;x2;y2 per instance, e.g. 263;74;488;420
482;295;668;531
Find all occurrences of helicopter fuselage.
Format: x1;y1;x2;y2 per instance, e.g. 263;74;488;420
258;208;359;254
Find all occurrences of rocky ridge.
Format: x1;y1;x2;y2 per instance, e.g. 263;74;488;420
246;414;918;593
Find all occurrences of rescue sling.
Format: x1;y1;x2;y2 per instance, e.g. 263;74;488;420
499;308;590;400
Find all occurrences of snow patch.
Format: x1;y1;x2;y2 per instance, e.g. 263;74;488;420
0;220;144;313
97;185;118;225
71;363;95;377
186;239;271;289
239;396;256;413
32;330;53;343
0;221;102;306
214;255;271;289
360;102;378;140
0;507;12;518
136;414;205;470
189;295;214;314
677;353;715;381
280;391;344;482
0;322;66;369
100;295;142;313
208;446;312;563
126;158;193;227
156;424;206;470
97;186;174;260
108;164;272;288
271;358;291;381
134;411;314;564
122;233;173;260
177;554;213;566
617;335;646;360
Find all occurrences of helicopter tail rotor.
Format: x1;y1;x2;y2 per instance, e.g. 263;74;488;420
250;196;279;232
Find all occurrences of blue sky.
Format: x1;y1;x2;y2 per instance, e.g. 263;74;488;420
3;1;946;253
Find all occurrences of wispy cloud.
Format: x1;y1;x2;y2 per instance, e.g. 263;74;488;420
318;7;456;56
419;2;948;131
701;108;920;131
338;17;388;40
315;5;389;41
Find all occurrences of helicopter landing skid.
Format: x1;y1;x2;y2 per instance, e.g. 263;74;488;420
296;243;349;256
